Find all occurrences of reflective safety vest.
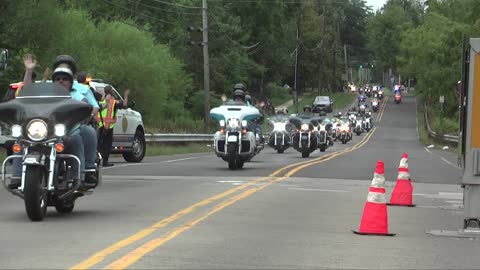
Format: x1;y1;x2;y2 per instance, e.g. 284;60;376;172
96;98;117;129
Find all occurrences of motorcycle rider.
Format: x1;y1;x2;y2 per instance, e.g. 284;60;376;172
317;111;334;146
51;55;99;186
9;54;88;189
232;83;264;144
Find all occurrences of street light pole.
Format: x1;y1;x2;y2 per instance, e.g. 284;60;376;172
202;0;211;127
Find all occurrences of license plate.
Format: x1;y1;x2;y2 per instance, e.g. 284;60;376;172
227;135;238;142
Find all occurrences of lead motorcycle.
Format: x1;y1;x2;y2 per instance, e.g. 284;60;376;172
267;114;292;153
210;100;263;170
290;115;319;158
0;83;101;221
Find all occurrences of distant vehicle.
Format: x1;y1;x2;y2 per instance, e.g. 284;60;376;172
312;96;333;113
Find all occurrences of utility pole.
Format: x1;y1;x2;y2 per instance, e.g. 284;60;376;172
294;24;299;114
344;44;348;84
202;0;211;127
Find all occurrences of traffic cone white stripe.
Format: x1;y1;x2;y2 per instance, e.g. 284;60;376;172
371;173;385;188
367;192;386;203
398;171;410;180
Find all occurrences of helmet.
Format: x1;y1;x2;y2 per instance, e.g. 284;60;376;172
245;95;252;103
53;55;77;75
303;105;312;112
233;89;245;101
51;65;74;82
233;83;246;91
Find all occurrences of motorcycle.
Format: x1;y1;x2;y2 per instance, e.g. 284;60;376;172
394;93;402;104
378;90;384;100
338;121;351;144
358;103;367;116
267;115;291;153
358;95;366;103
312;119;334;152
363;111;373;132
354;114;364;136
210;100;263;170
371;98;379;112
290;116;319;158
0;83;102;221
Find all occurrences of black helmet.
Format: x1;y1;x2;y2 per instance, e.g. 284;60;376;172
233;89;245;101
233;83;246;91
53;55;77;75
303;105;312;112
245;95;252;103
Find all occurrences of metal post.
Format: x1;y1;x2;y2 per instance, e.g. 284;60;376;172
344;44;348;84
294;23;299;114
202;0;211;127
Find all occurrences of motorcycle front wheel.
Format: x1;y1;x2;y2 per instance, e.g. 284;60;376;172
24;166;48;221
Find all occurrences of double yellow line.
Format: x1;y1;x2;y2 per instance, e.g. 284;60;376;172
71;97;388;270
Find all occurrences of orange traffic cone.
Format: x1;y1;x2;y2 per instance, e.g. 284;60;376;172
353;161;395;236
388;153;415;207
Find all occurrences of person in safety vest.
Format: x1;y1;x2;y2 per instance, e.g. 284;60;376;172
97;85;129;167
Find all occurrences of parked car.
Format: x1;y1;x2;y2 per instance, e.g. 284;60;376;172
312;96;333;113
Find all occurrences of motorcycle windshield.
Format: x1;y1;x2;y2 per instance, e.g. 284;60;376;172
0;82;92;129
210;103;261;123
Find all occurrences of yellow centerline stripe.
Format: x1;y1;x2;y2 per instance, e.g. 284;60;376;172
71;97;388;270
102;98;389;270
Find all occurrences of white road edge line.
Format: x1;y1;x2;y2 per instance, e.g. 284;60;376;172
103;155;213;170
424;147;459;169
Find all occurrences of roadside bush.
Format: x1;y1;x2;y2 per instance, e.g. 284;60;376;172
268;82;291;107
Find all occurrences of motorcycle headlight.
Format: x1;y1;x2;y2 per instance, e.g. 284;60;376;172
241;120;248;128
301;124;309;131
54;124;66;137
227;118;240;129
26;119;48;141
11;125;22;138
273;122;286;131
372;102;378;106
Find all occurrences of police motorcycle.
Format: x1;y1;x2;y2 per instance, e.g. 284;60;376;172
358;94;366;104
0;83;102;221
210;100;263;170
290;114;320;158
370;98;380;112
358;102;368;116
337;117;352;144
313;118;334;152
377;89;384;100
365;86;372;97
267;111;292;154
394;92;402;104
353;113;364;136
363;111;373;132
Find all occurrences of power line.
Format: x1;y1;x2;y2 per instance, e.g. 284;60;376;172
100;0;177;25
149;0;202;9
127;0;201;16
208;11;262;50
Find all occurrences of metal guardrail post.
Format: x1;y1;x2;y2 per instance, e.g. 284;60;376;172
423;103;459;144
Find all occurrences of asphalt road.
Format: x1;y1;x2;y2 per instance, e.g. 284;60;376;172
0;94;475;270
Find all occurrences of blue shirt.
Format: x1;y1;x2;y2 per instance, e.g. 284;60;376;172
73;81;99;109
69;84;94;135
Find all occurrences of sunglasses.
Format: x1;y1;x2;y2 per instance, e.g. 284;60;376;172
54;75;71;82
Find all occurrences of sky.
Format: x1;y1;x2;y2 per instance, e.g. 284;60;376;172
365;0;388;11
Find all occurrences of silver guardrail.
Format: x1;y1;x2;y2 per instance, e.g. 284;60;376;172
145;133;213;143
423;103;459;144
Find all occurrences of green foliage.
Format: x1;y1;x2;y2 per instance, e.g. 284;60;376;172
268;83;291;106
